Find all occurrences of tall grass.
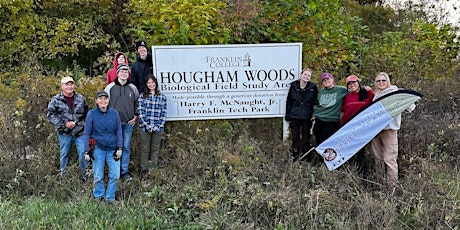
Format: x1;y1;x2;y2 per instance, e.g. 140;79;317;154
0;73;459;229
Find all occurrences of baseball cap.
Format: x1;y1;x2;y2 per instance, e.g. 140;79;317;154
345;75;359;84
96;90;109;98
320;73;333;81
61;76;74;84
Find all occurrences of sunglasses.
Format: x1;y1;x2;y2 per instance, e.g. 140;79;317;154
376;79;387;83
347;81;358;84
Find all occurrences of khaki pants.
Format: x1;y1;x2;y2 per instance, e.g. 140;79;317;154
371;130;398;184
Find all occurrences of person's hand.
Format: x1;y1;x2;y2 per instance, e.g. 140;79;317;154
364;86;372;91
66;121;76;129
84;152;94;161
128;116;137;126
113;148;122;161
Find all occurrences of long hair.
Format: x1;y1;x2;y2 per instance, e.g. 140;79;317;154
143;74;160;97
357;82;370;101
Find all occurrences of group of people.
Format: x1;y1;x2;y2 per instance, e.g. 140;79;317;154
47;41;167;204
285;69;415;186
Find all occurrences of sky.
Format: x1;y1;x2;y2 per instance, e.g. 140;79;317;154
387;0;459;26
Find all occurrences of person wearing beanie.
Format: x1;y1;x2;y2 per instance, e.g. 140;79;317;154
341;74;375;174
105;64;139;181
47;76;90;181
106;52;130;85
131;41;153;93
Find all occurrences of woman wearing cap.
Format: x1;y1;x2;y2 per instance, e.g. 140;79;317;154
137;74;167;176
371;72;415;186
313;73;348;147
285;68;318;161
341;74;375;174
83;91;123;204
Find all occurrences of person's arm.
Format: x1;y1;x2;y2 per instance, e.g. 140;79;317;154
47;96;66;131
115;111;123;148
83;110;93;152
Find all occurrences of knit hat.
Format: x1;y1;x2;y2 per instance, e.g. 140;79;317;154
345;75;359;84
117;64;129;74
61;76;74;84
320;72;333;81
96;90;109;98
135;41;148;50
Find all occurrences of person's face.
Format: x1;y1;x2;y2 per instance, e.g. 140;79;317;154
322;77;334;88
117;55;125;64
138;46;147;56
146;78;156;91
300;70;311;82
96;96;109;109
61;82;74;96
375;75;388;90
118;69;129;80
347;80;359;92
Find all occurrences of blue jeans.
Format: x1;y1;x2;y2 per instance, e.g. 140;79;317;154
121;124;134;176
57;133;88;174
92;146;120;202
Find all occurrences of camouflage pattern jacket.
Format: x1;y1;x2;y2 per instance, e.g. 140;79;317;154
47;91;88;136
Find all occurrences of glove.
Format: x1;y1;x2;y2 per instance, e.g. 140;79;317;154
113;148;122;161
84;151;94;161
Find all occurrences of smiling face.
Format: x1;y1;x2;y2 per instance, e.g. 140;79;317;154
299;69;311;83
321;77;334;89
146;78;156;92
138;46;148;56
375;73;390;90
96;96;109;110
116;54;126;64
61;82;75;97
347;80;359;92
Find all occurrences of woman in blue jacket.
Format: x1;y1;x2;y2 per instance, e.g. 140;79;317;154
83;91;123;204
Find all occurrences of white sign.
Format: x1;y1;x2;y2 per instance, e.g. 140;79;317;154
152;43;302;121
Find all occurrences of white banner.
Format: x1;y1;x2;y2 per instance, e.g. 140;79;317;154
315;90;423;171
152;43;302;121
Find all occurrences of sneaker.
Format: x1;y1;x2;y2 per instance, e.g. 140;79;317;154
106;200;120;205
122;173;132;181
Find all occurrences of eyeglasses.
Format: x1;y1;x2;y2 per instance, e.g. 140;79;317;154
376;79;387;83
347;81;357;84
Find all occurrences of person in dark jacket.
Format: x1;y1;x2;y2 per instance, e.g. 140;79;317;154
47;76;89;179
105;64;139;181
83;91;123;203
131;41;153;93
285;68;318;161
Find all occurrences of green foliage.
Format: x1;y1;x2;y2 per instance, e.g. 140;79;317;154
127;0;231;45
0;0;460;229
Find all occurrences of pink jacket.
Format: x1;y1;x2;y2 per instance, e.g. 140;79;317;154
106;52;130;85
